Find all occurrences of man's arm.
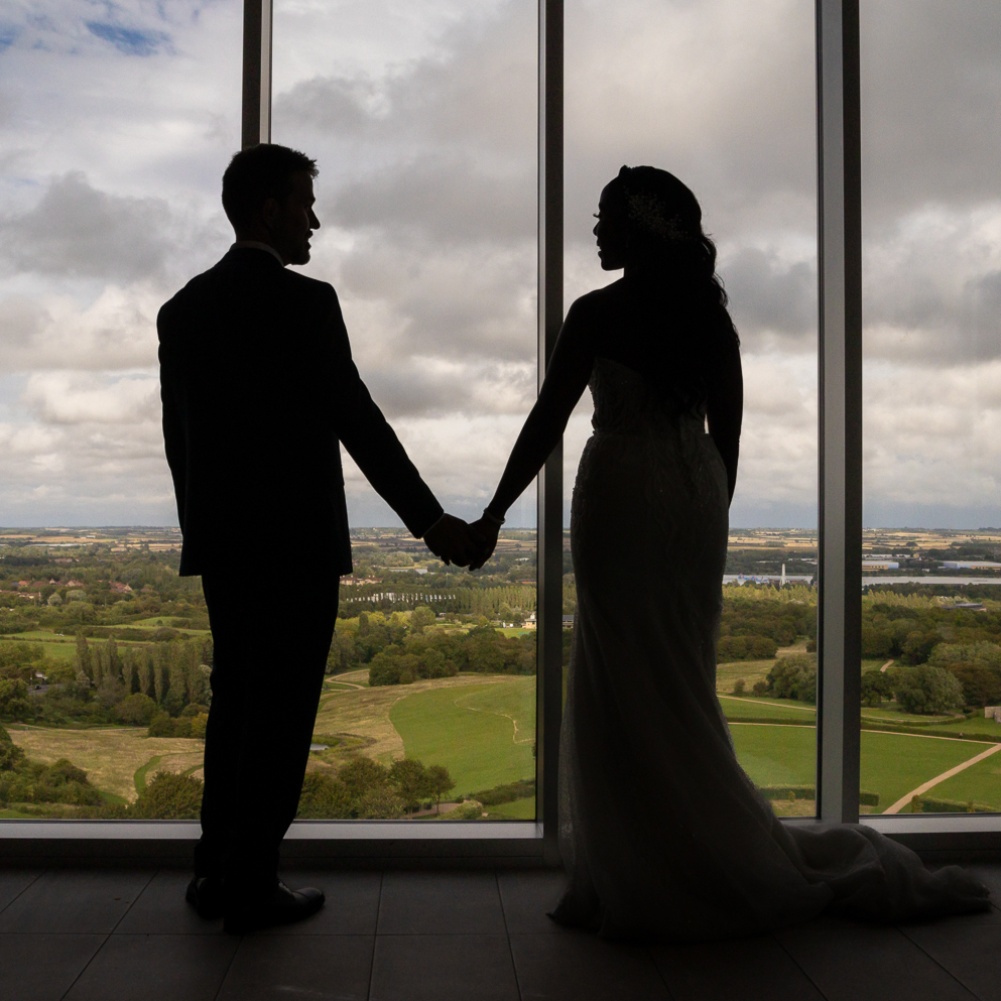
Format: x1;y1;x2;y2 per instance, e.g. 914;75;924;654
319;287;445;539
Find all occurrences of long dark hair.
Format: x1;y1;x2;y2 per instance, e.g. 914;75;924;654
610;165;739;353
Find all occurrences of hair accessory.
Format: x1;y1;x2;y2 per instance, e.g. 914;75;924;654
624;191;686;243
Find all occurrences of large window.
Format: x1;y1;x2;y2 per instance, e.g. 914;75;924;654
858;1;1001;818
564;0;820;816
0;2;240;823
2;1;999;853
269;1;540;821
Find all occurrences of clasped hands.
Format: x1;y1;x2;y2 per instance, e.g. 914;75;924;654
423;513;500;571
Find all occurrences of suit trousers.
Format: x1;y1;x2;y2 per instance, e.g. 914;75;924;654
195;571;339;893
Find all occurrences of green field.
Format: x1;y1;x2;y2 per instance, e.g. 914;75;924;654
924;751;1001;811
484;796;535;819
8;631;79;663
730;721;996;812
720;696;817;723
389;677;536;798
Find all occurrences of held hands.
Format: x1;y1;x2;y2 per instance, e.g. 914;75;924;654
424;513;485;568
467;515;500;571
423;512;500;570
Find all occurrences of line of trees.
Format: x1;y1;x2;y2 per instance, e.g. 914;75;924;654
73;633;212;720
78;755;459;821
325;610;537;684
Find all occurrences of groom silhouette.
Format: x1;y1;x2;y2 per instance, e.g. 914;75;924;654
158;143;478;933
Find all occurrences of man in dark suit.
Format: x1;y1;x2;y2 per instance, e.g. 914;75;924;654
158;143;478;934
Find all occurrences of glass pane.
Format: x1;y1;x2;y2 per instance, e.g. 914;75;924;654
0;3;240;820
860;2;1001;816
272;0;538;820
564;0;819;817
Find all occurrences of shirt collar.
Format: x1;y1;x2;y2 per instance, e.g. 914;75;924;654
231;240;285;266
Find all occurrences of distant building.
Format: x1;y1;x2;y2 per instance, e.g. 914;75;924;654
862;560;899;570
942;561;1001;570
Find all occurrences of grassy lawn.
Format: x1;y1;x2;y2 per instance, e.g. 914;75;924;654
8;631;79;663
390;677;536;797
311;672;531;773
922;752;1001;811
860;731;994;811
482;796;536;820
715;658;775;694
730;723;995;814
730;723;817;787
7;726;204;802
720;696;817;723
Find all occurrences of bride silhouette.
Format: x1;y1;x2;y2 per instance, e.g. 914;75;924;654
470;165;989;941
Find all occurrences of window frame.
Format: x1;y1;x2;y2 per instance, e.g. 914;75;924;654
3;0;998;863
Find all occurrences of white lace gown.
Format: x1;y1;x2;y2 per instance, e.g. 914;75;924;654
552;357;989;941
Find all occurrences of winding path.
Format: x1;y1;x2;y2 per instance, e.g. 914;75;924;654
882;742;1001;814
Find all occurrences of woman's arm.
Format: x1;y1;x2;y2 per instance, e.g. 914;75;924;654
479;299;597;526
706;340;743;504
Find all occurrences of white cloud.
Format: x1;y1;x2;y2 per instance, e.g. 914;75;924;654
0;0;999;528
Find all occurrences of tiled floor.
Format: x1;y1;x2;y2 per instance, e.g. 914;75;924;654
1;864;1000;1000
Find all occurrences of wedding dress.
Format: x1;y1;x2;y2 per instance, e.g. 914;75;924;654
551;356;989;941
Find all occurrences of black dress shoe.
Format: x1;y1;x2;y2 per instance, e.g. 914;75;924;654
223;879;325;935
185;875;225;920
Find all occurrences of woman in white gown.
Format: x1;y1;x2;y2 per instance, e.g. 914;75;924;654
470;166;989;941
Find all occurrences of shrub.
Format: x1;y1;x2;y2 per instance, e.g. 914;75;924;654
115;693;158;726
765;655;817;703
889;664;965;715
448;800;486;820
860;669;894;707
0;723;25;772
297;771;353;818
147;712;175;737
129;771;203;819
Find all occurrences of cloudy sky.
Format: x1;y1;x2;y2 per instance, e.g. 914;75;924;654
0;0;998;530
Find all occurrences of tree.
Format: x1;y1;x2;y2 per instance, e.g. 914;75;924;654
426;764;455;814
354;786;405;819
409;606;436;633
889;665;965;715
338;756;391;802
297;771;353;818
115;692;158;726
860;669;894;707
389;758;430;814
129;771;203;819
0;723;25;772
765;655;817;703
75;633;93;683
0;679;31;721
900;629;943;665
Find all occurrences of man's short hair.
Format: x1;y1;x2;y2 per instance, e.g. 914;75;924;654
221;144;318;230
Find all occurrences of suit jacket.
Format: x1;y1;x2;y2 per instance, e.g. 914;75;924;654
157;246;443;577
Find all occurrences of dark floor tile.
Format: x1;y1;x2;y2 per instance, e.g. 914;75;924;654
0;869;154;934
653;935;825;1001
0;933;105;1001
497;869;567;934
217;933;375;1000
0;869;42;913
510;932;671;1001
377;871;505;935
115;869;224;935
371;934;518;1001
777;915;977;1001
901;912;1001;1001
63;933;240;1001
261;870;382;936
